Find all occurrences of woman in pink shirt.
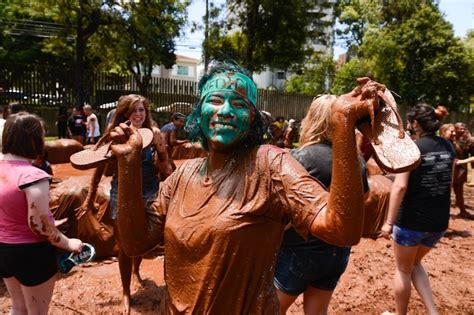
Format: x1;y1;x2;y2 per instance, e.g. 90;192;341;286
0;112;83;315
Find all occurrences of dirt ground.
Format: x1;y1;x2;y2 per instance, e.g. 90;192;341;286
1;185;473;314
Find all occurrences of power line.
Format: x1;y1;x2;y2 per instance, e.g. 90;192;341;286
0;18;75;40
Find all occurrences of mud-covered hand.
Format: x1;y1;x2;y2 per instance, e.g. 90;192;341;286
109;122;143;157
332;77;386;124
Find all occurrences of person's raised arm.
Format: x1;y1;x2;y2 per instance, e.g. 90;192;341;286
310;80;384;246
110;123;167;256
76;163;106;218
25;180;83;253
152;127;173;179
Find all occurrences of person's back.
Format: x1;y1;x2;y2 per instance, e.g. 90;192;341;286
0;112;84;315
398;135;454;231
381;104;455;315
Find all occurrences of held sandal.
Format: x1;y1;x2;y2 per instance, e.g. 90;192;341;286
58;243;96;274
355;80;421;173
70;127;153;170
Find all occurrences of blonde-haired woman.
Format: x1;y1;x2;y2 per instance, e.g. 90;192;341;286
274;95;369;314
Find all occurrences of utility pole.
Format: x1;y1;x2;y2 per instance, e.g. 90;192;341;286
204;0;209;73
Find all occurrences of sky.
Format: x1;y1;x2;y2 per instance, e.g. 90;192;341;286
176;0;474;61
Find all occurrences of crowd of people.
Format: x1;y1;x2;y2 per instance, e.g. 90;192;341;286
1;60;473;315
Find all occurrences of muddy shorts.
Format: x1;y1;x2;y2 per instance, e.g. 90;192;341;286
0;242;57;286
274;246;350;295
392;225;445;248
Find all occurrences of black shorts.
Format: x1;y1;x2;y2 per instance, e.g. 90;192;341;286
0;242;58;286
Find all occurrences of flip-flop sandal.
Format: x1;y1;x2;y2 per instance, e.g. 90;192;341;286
70;128;153;170
58;243;96;274
357;88;421;173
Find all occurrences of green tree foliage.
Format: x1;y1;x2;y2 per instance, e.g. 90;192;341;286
284;54;336;95
90;0;188;95
207;0;318;73
0;0;189;101
335;0;472;110
335;0;381;57
0;0;73;65
331;58;371;95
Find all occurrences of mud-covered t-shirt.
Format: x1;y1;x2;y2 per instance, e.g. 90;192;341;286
281;142;369;249
152;145;328;314
396;135;455;232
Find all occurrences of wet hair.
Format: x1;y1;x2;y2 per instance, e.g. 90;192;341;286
108;94;153;132
2;112;45;159
185;60;267;151
299;95;336;147
406;103;446;133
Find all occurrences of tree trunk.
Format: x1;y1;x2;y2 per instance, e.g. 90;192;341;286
75;0;85;109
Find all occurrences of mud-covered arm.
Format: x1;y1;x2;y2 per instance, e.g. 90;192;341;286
81;164;106;210
309;87;378;246
152;127;173;179
111;124;168;257
169;130;189;146
25;180;83;253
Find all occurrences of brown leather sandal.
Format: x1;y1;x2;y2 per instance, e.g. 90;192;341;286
356;80;421;173
70;128;153;170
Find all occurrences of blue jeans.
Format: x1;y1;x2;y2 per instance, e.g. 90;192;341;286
392;225;445;248
274;246;350;295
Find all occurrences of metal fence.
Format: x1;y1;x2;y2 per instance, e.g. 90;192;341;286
2;62;472;127
0;62;314;121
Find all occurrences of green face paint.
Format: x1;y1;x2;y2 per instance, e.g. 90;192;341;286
200;90;253;150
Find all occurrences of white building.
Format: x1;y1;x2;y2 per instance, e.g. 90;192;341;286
252;1;337;90
151;54;201;81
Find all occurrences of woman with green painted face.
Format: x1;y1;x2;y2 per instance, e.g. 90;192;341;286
107;61;374;313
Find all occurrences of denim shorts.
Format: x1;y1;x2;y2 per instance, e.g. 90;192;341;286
274;246;351;295
392;225;445;248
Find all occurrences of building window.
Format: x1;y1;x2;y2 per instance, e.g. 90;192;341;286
177;65;189;76
277;71;286;80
